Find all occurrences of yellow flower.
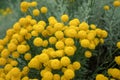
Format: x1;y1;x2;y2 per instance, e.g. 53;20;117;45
100;38;104;44
33;37;43;47
115;56;120;65
96;74;108;80
79;22;89;31
51;59;61;69
0;57;7;66
1;48;10;58
53;74;60;80
101;30;108;38
31;30;39;36
49;37;57;44
33;24;45;33
20;28;28;36
64;46;75;56
42;71;53;80
6;28;14;37
30;1;37;7
10;67;21;77
13;22;21;31
10;60;18;66
55;41;65;49
55;31;64;39
0;78;4;80
24;53;32;61
22;76;29;80
42;30;49;37
49;18;58;26
60;56;71;66
87;32;95;40
64;38;74;46
54;23;63;31
38;20;46;27
61;14;69;22
22;66;30;76
88;43;96;50
7;42;17;52
20;1;29;12
33;9;40;16
109;68;120;79
30;19;37;25
25;33;32;40
113;1;120;7
77;30;87;39
17;44;27;54
37;53;49;63
90;24;96;29
28;58;41;70
95;28;102;37
0;45;4;52
84;50;92;58
61;75;67;80
26;26;33;32
40;6;48;14
10;39;18;45
64;28;77;38
117;41;120;48
49;51;57;58
80;39;90;48
104;5;110;10
19;18;27;26
4;64;13;72
94;38;100;46
12;51;20;58
56;50;64;57
64;69;75;79
69;19;80;26
72;61;81;70
42;40;48;47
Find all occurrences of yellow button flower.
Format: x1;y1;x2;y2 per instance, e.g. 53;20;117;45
72;61;81;70
104;5;110;10
43;71;53;80
79;22;89;31
64;69;75;79
33;37;43;47
115;56;120;65
17;44;28;54
61;14;69;22
64;46;75;56
55;41;65;50
24;53;32;61
84;50;92;58
55;31;64;39
96;74;108;80
113;1;120;7
65;38;74;46
40;6;48;14
80;39;90;48
0;58;7;66
60;56;71;66
51;59;61;69
117;41;120;48
33;9;40;16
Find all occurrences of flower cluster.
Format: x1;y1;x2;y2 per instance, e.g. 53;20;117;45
103;0;120;10
0;0;110;80
20;1;48;16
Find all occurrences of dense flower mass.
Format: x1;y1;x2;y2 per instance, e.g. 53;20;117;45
0;5;108;78
2;0;120;80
